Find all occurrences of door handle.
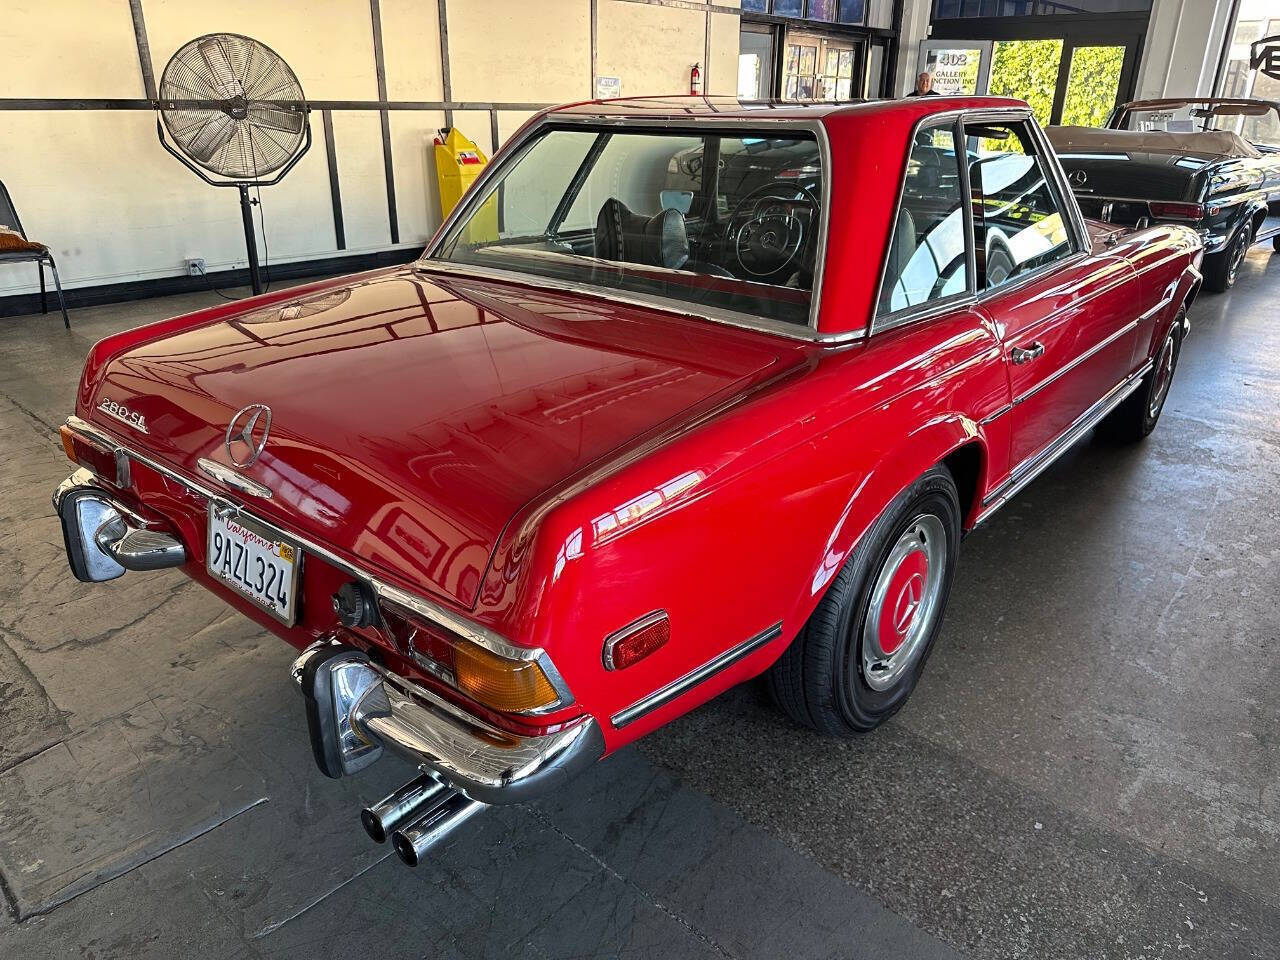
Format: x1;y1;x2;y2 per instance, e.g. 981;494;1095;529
1011;342;1045;365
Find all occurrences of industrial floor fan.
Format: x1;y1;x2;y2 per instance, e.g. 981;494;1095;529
156;33;311;295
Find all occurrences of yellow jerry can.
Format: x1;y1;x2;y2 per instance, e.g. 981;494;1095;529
434;127;497;243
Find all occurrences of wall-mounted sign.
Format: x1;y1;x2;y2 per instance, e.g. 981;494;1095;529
924;48;981;96
595;76;622;100
1251;35;1280;82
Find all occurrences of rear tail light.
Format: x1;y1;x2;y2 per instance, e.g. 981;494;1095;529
379;601;564;714
60;424;129;487
1148;201;1204;221
453;642;559;713
603;612;670;671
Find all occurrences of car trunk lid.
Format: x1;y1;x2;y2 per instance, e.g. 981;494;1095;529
85;268;801;607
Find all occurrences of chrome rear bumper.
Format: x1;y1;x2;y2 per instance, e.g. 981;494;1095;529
53;469;186;581
291;641;603;804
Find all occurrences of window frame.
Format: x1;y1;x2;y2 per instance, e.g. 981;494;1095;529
421;114;840;343
870;106;1090;336
961;112;1089;298
870;111;978;334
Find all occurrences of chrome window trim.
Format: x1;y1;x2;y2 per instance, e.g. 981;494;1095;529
414;261;862;345
62;415;575;712
870;108;972;336
964;112;1093;304
418;114;848;343
975;357;1154;525
870;107;1092;334
610;621;783;729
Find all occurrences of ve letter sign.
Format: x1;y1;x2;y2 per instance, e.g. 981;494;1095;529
1251;35;1280;82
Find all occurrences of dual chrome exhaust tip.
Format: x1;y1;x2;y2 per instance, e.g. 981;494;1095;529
360;773;485;867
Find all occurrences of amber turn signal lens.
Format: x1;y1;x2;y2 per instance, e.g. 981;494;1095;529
59;425;78;463
453;640;559;713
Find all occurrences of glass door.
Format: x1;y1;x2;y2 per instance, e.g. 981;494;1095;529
988;39;1064;127
1058;44;1128;127
738;23;777;100
919;32;1140;128
783;30;864;100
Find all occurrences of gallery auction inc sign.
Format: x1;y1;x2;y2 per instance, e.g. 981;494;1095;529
1251;35;1280;82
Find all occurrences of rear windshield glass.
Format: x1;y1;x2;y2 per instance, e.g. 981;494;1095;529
428;127;824;327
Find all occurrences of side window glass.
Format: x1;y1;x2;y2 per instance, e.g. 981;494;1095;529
878;125;972;317
963;120;1074;290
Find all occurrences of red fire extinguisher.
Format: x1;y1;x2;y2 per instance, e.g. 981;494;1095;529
690;62;702;96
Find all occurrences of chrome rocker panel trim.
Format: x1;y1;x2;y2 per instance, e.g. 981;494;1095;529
975;357;1155;527
291;641;603;804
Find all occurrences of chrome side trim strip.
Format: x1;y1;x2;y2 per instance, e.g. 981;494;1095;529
976;358;1154;525
610;621;784;729
979;404;1011;426
62;416;574;711
1139;292;1175;322
1012;317;1139;407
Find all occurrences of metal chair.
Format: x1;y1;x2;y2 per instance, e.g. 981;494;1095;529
0;178;69;328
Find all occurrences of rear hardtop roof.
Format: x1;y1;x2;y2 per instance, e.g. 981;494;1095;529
544;94;1029;126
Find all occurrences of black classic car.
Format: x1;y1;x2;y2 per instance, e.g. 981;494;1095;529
1048;98;1280;291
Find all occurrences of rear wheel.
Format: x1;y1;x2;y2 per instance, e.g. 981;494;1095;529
1097;311;1183;442
1204;223;1251;292
1273;233;1280;253
768;466;960;735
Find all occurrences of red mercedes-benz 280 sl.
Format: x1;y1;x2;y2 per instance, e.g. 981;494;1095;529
53;96;1202;865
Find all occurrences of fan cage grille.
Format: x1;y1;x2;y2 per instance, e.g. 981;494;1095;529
158;33;308;181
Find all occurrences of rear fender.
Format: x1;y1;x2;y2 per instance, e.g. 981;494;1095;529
806;416;988;606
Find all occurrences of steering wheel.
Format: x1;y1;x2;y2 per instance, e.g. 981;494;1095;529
725;181;820;284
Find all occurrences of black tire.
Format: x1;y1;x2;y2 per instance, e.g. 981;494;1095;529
768;466;960;735
1273;233;1280;253
1203;223;1251;292
1096;310;1183;442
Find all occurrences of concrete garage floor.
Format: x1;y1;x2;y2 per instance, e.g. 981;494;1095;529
0;249;1277;960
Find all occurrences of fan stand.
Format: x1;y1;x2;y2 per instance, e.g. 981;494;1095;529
155;116;312;297
237;184;264;295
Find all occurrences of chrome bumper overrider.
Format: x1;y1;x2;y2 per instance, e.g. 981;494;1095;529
290;641;603;805
53;469;186;581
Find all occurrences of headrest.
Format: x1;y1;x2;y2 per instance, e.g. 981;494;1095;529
595;199;689;270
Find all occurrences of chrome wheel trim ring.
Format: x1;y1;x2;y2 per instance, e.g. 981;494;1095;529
1148;332;1176;419
1228;234;1246;285
861;514;947;693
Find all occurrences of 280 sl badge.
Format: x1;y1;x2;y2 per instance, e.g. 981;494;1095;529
97;397;148;433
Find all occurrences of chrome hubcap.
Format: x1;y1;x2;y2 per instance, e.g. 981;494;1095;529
862;514;946;692
1149;332;1175;419
1228;235;1246;284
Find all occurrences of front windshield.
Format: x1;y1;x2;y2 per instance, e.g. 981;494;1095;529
429;126;825;327
1119;102;1280;149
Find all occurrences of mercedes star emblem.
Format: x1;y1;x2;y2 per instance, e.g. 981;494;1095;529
891;571;924;637
225;403;272;468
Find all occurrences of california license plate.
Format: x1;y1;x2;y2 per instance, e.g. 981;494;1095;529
207;507;301;624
